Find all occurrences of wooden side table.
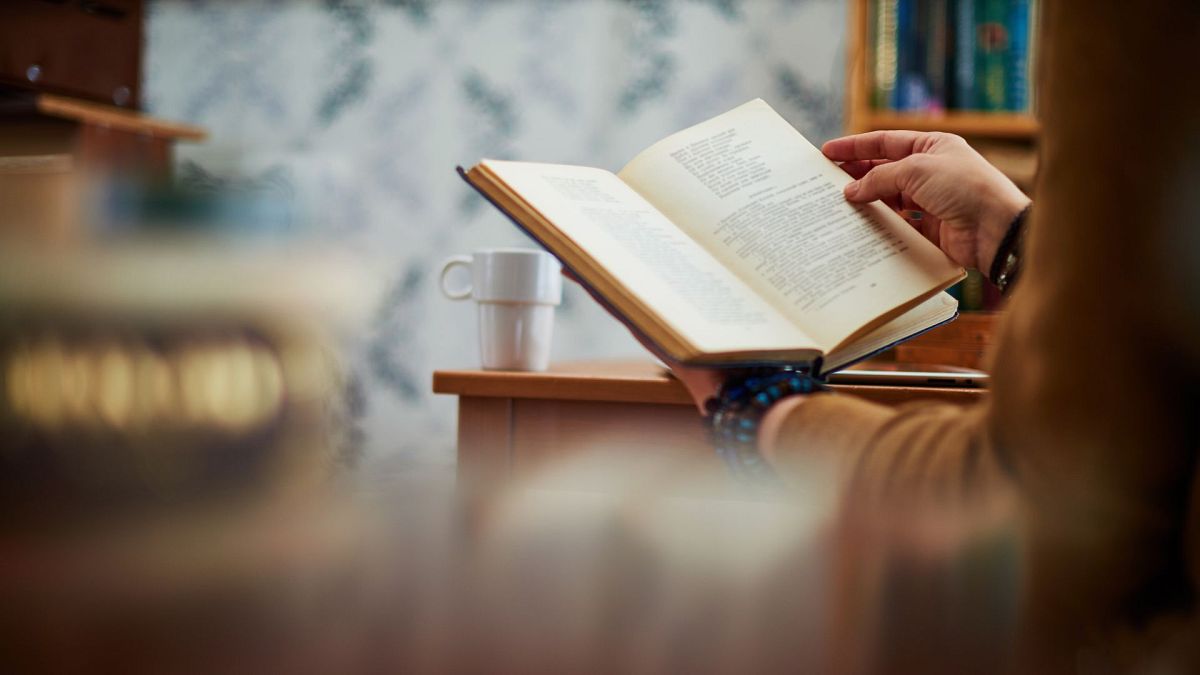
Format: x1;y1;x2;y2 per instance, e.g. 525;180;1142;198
433;361;985;489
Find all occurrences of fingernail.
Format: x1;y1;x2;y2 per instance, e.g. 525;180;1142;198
844;181;859;198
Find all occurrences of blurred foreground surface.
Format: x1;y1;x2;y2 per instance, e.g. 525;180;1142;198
4;440;1196;674
1;441;1025;674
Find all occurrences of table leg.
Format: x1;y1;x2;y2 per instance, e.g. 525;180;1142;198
456;396;513;488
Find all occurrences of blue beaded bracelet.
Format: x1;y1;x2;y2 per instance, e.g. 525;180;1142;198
705;367;829;486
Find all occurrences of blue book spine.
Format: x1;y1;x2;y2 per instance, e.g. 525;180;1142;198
894;0;928;110
893;0;910;109
1006;0;1032;112
953;0;975;110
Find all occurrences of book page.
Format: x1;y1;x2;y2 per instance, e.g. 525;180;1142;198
619;99;963;351
480;160;819;356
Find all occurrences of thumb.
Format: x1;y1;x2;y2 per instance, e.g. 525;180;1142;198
843;157;921;204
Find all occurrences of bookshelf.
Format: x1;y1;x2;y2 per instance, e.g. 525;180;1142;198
844;0;1039;189
0;91;206;177
854;110;1037;138
845;0;1040;320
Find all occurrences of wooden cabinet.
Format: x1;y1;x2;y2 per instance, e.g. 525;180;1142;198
0;94;205;240
0;0;143;109
0;92;206;176
0;1;202;180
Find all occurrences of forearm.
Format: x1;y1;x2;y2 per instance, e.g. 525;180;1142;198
760;394;1008;501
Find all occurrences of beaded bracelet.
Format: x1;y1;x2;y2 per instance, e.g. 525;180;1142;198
988;205;1031;295
705;367;828;486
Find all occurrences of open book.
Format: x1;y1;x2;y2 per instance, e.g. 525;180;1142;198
459;99;965;374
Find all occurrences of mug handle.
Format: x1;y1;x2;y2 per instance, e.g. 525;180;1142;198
439;255;473;300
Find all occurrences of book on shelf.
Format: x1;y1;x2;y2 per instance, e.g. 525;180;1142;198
871;0;1039;116
873;0;902;109
458;99;966;374
975;0;1008;110
1005;0;1033;112
924;0;950;111
894;0;921;109
873;0;900;109
893;0;949;112
952;0;976;109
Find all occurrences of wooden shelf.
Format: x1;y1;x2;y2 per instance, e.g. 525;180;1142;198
844;0;1040;142
0;92;206;142
855;111;1039;140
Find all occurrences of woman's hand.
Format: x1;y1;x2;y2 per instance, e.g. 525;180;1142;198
822;130;1031;273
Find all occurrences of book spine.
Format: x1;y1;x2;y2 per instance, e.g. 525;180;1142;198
925;0;949;112
1005;0;1032;112
1027;0;1041;114
874;0;900;110
894;0;911;109
961;269;985;311
953;0;975;110
894;0;929;111
974;0;1008;111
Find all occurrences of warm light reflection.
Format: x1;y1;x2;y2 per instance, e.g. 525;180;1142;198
3;334;286;435
95;342;135;429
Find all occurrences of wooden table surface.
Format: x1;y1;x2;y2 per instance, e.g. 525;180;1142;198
433;360;986;407
434;360;987;493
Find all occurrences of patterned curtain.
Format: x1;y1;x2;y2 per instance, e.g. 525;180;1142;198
144;0;846;467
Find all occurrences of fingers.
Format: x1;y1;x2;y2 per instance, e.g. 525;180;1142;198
843;159;917;203
822;130;930;162
837;159;890;180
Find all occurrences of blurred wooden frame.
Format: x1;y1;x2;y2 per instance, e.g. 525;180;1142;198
0;154;79;244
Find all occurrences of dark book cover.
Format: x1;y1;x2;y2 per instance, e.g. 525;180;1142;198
925;0;951;111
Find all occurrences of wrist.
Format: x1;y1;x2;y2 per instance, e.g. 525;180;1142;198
707;367;828;486
988;204;1031;293
976;190;1031;273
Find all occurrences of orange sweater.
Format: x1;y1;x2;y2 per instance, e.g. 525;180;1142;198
767;0;1200;665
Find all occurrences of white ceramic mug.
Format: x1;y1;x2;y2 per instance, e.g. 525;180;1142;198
440;248;562;371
